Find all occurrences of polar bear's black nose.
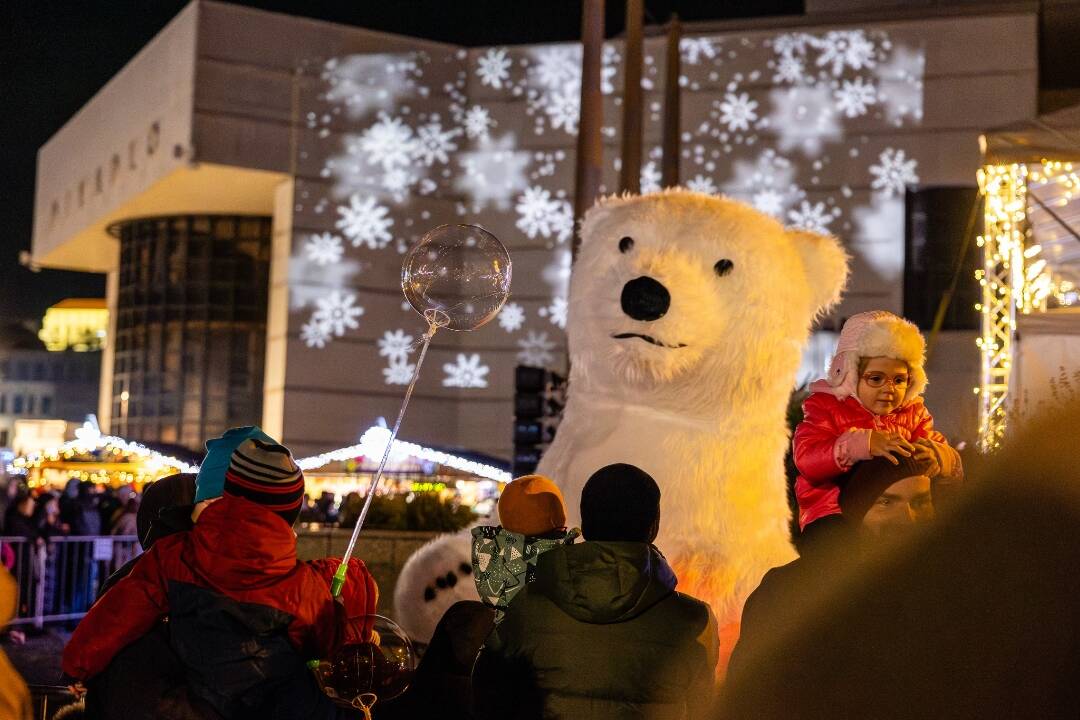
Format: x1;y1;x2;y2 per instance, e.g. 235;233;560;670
621;276;670;321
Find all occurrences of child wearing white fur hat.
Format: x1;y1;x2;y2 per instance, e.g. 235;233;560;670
793;311;962;532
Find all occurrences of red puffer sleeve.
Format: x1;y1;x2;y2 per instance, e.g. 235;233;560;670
909;401;948;444
910;403;963;479
61;534;177;680
793;393;846;485
308;557;379;643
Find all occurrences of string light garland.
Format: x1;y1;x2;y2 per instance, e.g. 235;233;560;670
975;160;1076;452
296;425;511;483
6;420;198;485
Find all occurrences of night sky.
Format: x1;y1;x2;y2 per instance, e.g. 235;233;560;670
1;0;802;324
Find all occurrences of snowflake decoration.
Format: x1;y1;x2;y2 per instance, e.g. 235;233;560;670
413;121;460;166
304;233;344;266
680;37;717;65
815;30;876;76
601;44;619;94
301;319;332;349
456;134;532;210
515;186;574;243
516;331;557;367
543;296;568;329
773;55;805;84
531;47;580;90
772;32;814;58
498;302;526;333
336;194;394;249
358;114;416;171
717;92;759;132
788;201;837;234
835;77;878;118
766;85;841;156
546;88;581;134
377;329;414;361
383;358;417;386
640;162;662;194
752;189;786;218
311;291;364;337
686;175;719;195
477;47;512;89
464;106;494;139
724;149;806;218
381;167;416;201
869;148;919;197
443;353;490;388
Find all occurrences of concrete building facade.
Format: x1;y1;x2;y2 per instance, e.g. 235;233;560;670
34;1;1041;457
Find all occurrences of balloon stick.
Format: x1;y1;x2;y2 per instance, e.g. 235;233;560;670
331;310;447;597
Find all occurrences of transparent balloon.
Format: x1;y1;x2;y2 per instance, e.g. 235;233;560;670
402;224;512;331
314;615;416;715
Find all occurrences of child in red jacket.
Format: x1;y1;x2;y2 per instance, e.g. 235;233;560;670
62;438;351;717
793;311;961;531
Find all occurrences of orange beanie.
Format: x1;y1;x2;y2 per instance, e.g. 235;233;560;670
497;475;568;536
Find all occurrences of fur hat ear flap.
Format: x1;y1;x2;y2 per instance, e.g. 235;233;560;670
825;349;861;400
788;228;849;318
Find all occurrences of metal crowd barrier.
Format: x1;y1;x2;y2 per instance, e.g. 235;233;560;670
0;535;140;627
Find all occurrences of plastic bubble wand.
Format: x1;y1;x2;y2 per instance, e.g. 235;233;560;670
330;224;511;598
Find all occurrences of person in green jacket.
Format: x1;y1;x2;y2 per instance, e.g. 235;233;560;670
473;463;720;720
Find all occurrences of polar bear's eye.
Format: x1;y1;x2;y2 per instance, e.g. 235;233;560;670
618;236;634;253
714;259;734;277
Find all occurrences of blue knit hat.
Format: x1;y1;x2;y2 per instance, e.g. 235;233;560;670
194;426;275;503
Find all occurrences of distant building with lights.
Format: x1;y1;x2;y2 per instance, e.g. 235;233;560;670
38;298;109;352
33;0;1075;456
0;323;100;451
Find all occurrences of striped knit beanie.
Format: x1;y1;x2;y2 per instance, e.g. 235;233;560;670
223;438;305;526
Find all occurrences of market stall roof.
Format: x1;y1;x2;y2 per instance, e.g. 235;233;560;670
296;425;511;483
7;420;199;480
983;101;1080;165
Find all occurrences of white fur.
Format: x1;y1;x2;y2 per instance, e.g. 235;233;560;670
538;189;848;631
392;530;479;644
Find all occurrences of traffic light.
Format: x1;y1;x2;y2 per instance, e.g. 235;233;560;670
512;365;566;476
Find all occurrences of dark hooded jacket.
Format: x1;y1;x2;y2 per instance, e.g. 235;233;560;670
473;541;718;720
64;496;342;719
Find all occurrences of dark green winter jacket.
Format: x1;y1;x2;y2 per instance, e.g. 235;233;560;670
473;541;719;720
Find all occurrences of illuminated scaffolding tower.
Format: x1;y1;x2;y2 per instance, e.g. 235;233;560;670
975;160;1074;451
975;164;1026;451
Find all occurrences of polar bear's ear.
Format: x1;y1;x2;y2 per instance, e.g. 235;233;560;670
579;200;621;247
788;229;850;315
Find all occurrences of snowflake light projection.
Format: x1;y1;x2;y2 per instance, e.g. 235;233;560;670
517;331;557;368
498;302;526;333
336;195;394;249
515;186;574;243
443;353;490;388
292;25;926;429
870;147;920;197
477;47;512;89
304;232;345;266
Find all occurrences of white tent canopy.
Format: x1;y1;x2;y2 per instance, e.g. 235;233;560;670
1010;307;1080;419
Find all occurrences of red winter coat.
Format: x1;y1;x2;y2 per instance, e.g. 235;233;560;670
793;390;961;530
62;495;343;682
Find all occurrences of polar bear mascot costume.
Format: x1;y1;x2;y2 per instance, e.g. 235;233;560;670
538;189;848;672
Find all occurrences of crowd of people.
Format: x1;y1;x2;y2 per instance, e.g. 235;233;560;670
0;309;1075;719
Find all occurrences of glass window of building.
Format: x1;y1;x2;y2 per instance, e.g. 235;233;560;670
108;214;270;449
0;394;5;413
42;396;53;415
13;396;24;414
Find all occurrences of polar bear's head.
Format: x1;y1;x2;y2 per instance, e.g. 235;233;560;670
568;189;848;407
